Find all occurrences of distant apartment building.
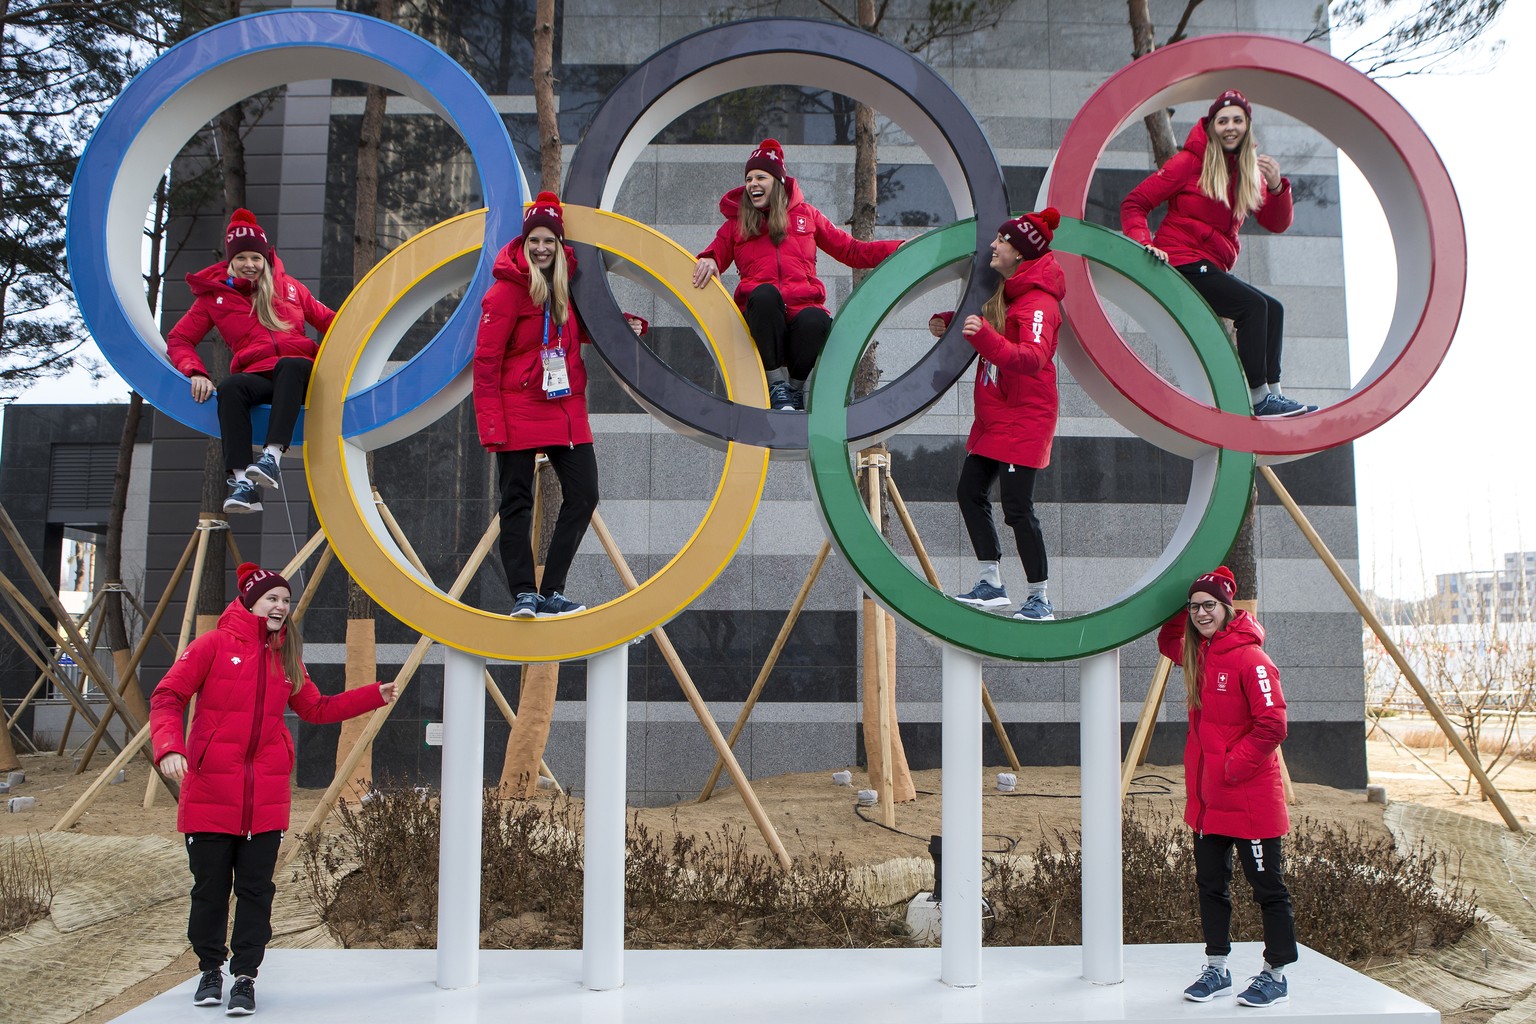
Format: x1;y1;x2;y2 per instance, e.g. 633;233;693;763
1433;551;1536;624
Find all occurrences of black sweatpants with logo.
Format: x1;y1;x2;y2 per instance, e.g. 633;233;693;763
185;830;282;978
1192;831;1298;968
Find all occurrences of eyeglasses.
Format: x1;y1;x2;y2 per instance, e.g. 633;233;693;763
1187;600;1221;615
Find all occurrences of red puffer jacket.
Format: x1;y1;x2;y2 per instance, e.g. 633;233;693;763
472;238;592;452
1120;124;1294;272
150;600;386;835
1158;609;1289;839
698;178;900;317
935;253;1065;470
164;256;335;379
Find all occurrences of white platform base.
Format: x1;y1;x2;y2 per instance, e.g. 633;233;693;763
110;943;1435;1024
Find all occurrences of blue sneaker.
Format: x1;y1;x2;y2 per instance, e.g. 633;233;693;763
1269;391;1318;414
1184;965;1233;1002
954;580;1010;608
1252;393;1307;418
245;452;281;490
222;480;263;514
787;384;805;411
511;592;543;619
1013;594;1054;621
769;380;796;410
1236;972;1288;1007
537;591;586;617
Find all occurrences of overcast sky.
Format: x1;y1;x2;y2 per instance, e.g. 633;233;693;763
7;6;1526;602
1336;3;1532;599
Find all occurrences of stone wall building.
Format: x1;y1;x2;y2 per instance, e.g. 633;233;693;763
2;0;1367;801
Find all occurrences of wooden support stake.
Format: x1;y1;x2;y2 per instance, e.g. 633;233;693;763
885;472;1023;773
77;533;201;772
698;540;830;802
0;575;119;756
280;514;504;869
588;509;793;871
52;723;152;832
1259;464;1521;832
866;459;896;827
176;519;216;654
368;490;561;793
1121;657;1172;800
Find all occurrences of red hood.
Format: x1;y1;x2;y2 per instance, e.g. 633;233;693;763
216;598;286;652
1004;251;1066;304
1205;607;1266;656
717;176;807;219
491;235;580;288
185;253;290;300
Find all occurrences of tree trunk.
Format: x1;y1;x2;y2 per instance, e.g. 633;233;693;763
336;0;396;800
533;0;561;191
499;0;565;797
1127;0;1180;166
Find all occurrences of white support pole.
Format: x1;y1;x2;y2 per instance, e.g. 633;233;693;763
940;644;984;989
1080;648;1124;984
583;643;629;991
436;647;487;989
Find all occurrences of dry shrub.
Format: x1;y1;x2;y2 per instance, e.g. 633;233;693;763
304;787;908;950
1397;726;1535;760
0;833;53;934
984;808;1478;964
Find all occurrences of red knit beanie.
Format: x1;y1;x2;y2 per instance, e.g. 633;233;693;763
1206;89;1252;124
1189;565;1238;608
744;138;788;186
522;191;565;240
225;208;272;261
237;562;292;610
997;207;1059;262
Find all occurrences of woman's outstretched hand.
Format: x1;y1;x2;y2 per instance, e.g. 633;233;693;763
189;376;214;403
379;682;398;704
1143;244;1170;264
691;257;719;289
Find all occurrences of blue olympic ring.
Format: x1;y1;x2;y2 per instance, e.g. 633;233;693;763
67;10;527;446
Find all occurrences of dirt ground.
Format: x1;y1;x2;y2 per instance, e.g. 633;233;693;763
3;725;1534;1024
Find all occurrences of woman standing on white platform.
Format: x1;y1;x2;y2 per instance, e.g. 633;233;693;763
1158;565;1296;1007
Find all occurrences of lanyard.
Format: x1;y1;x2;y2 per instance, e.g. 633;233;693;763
541;305;562;348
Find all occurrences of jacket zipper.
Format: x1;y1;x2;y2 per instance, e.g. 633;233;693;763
240;638;266;838
1192;637;1209;835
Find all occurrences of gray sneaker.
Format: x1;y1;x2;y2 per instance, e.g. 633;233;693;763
225;975;255;1016
1013;594;1054;621
222;480;263;514
194;968;223;1006
954;580;1010;608
537;592;586;617
245;452;281;490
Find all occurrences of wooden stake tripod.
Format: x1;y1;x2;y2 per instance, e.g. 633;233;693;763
284;488;793;872
696;449;1025;828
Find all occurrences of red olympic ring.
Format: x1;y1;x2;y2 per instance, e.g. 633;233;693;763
1045;34;1465;458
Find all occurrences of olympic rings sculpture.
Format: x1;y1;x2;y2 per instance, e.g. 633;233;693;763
70;12;1463;664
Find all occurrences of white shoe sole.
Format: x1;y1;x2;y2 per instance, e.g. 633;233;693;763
245;465;280;489
1013;612;1055;621
510;608;539;620
1184;989;1231;1003
955;596;1011;608
536;607;587;618
222;499;263;514
195;995;222;1006
1237;995;1287;1007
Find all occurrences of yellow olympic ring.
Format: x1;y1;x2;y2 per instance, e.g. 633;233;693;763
305;206;770;662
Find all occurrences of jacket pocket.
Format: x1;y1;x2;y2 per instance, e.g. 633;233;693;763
191;724;220;770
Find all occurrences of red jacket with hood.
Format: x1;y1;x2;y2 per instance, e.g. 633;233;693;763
150;600;386;835
472;237;592;452
698;178;900;316
1158;609;1289;839
164;256;335;379
1120;124;1294;272
934;253;1065;470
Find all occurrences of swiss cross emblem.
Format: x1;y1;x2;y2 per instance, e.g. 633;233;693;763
231;656;242;666
796;216;807;232
1216;671;1229;692
287;283;297;300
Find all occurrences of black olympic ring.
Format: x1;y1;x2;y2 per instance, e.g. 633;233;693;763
564;17;1011;451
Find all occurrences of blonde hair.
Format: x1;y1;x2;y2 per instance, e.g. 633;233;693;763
737;177;789;245
981;279;1008;335
524;235;571;326
1197;115;1263;221
248;261;292;333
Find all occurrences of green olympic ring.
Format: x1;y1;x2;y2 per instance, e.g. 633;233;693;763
806;217;1256;662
